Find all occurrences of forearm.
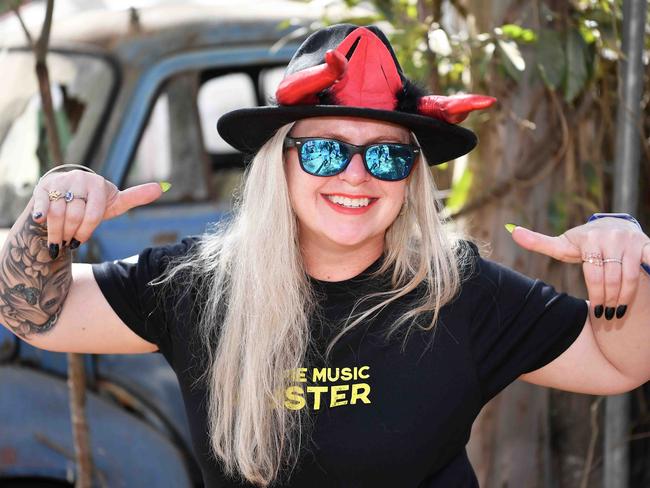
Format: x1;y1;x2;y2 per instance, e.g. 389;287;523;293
591;270;650;383
0;198;72;341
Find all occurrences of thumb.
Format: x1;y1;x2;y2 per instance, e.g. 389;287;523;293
104;182;167;220
506;223;582;264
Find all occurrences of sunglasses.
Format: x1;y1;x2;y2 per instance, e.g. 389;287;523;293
284;136;420;182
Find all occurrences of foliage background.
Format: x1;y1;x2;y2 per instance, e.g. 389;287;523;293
310;0;650;486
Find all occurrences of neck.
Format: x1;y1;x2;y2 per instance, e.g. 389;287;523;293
301;235;385;282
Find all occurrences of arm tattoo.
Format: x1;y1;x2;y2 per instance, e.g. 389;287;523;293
0;213;72;340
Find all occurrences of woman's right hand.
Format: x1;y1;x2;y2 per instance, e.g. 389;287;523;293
31;169;166;259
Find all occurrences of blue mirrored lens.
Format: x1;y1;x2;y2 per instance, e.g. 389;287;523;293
300;140;348;176
365;144;414;180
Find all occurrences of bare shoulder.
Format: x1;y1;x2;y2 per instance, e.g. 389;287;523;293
25;263;158;354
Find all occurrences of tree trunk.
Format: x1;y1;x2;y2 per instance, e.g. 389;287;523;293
461;1;603;486
14;1;95;486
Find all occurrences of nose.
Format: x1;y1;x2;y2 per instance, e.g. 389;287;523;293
338;154;370;185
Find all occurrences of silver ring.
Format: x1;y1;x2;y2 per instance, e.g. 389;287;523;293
582;252;603;266
602;258;623;264
63;191;88;203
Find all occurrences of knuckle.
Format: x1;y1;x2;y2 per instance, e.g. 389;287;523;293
48;203;65;219
65;208;85;226
84;209;103;227
585;269;603;284
611;229;629;240
623;272;638;286
604;273;620;287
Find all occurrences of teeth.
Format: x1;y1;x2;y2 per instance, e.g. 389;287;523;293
326;195;371;208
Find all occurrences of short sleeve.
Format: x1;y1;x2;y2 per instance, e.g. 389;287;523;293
91;236;199;358
464;242;589;404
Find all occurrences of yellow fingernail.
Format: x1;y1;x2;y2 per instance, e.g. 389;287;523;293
504;223;517;233
159;181;172;193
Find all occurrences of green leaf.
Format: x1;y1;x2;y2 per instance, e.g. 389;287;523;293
501;24;538;43
536;29;565;90
564;27;589;102
0;0;23;16
496;39;525;81
578;23;597;44
446;165;473;212
501;24;524;39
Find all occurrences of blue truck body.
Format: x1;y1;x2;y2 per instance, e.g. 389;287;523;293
0;3;319;485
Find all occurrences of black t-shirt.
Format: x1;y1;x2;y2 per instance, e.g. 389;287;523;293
91;237;588;487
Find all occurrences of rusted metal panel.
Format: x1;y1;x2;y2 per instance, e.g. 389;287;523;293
0;3;336;485
3;2;319;51
100;45;296;185
0;366;193;486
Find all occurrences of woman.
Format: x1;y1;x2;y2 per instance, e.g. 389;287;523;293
1;24;649;487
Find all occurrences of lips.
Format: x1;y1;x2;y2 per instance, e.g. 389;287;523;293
321;193;379;214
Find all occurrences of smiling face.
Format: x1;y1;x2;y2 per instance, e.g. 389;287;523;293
284;116;415;257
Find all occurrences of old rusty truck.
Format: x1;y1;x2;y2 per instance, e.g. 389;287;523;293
0;2;341;485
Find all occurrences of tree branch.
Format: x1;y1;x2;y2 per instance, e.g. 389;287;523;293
35;0;54;63
11;4;34;49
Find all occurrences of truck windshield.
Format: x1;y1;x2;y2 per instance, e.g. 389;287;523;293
0;50;115;227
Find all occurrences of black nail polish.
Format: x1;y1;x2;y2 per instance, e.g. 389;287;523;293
615;305;627;319
70;238;81;250
62;240;67;247
605;307;615;320
48;243;59;260
594;305;604;318
32;211;42;220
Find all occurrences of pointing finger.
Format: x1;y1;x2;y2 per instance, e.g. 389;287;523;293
103;182;166;220
509;225;582;263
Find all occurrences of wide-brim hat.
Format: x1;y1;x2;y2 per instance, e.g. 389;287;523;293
217;23;495;165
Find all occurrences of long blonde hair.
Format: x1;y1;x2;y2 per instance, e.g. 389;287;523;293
154;122;476;486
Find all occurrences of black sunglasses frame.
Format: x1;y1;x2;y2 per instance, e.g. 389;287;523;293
284;136;420;182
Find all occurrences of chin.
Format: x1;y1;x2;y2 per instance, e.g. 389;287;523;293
320;226;384;249
328;235;372;249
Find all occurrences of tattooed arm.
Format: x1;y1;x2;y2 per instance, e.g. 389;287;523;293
0;204;72;341
0;170;164;353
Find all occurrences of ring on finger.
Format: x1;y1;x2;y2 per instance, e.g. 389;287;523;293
63;191;88;203
602;258;623;264
48;190;64;202
582;252;604;266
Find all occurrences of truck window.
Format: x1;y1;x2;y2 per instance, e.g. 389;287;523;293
259;66;286;104
0;51;115;227
125;67;285;211
197;73;257;208
126;72;211;204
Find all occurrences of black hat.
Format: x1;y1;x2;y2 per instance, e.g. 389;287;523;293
217;24;495;165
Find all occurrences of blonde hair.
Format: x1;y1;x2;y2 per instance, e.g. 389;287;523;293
154;122;476;486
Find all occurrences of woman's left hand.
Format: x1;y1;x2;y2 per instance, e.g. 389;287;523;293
507;217;650;320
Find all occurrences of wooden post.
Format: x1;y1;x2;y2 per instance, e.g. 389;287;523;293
606;0;648;486
12;1;94;486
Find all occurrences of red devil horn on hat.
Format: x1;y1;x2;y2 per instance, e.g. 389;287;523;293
276;27;403;109
417;94;497;124
328;27;402;109
276;50;348;105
